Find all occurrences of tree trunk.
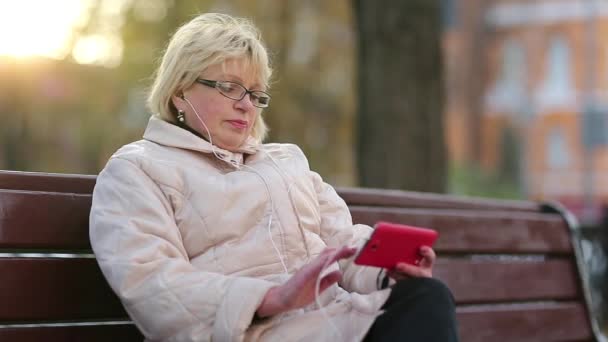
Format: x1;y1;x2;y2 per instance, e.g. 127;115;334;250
353;0;446;192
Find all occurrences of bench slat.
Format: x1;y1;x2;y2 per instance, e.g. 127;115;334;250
337;187;539;211
0;171;96;194
0;191;573;254
0;258;127;322
0;190;92;250
0;257;581;322
457;302;593;341
435;259;580;304
0;324;142;341
351;206;572;254
0;170;540;213
0;302;590;342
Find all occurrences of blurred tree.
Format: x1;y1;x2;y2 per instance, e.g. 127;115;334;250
353;1;446;192
85;0;358;185
0;0;357;185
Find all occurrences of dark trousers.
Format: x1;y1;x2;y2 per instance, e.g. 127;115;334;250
363;277;459;342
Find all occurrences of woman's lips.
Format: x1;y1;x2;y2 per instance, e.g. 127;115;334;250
227;120;248;129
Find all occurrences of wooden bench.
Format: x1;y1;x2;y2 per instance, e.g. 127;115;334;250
0;170;601;341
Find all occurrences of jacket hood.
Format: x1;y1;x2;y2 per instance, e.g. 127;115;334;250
143;115;260;165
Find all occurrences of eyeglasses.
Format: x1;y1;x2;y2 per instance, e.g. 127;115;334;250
195;78;271;108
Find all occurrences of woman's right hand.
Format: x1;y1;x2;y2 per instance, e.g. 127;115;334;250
256;246;357;318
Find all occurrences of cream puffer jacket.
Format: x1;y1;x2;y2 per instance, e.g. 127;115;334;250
90;116;390;342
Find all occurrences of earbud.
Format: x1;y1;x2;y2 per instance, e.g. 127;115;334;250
180;93;219;159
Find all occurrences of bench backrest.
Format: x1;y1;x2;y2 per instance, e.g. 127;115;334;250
0;170;599;341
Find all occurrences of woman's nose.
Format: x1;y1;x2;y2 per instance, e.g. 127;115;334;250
235;93;255;111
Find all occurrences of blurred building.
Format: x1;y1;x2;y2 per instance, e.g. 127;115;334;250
445;0;608;225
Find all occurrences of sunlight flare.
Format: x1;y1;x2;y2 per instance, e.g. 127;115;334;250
0;0;91;59
0;0;124;67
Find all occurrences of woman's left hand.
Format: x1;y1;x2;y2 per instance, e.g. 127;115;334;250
388;245;435;280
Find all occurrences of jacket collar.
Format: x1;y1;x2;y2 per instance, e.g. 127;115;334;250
143;116;259;165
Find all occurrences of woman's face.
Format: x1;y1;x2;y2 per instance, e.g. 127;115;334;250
176;58;264;152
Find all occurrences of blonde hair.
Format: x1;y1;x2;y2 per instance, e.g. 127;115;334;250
147;13;272;142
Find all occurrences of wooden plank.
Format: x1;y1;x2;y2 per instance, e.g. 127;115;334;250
0;190;572;253
0;171;96;194
0;190;92;250
456;302;593;342
351;206;573;254
435;259;580;304
0;170;540;212
0;324;143;342
0;304;592;342
338;187;539;212
0;256;580;322
0;258;128;322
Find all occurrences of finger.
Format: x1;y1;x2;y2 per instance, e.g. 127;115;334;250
394;262;430;278
331;246;357;262
319;247;338;258
319;270;342;292
316;247;340;265
419;245;434;257
319;246;356;270
298;248;337;279
306;246;355;278
418;246;436;268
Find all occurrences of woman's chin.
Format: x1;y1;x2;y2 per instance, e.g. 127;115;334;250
215;137;245;152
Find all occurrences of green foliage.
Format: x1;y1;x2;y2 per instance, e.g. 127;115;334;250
448;162;524;200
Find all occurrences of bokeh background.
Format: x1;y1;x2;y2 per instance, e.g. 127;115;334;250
0;0;606;337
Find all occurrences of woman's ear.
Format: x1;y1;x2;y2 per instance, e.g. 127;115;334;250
171;93;186;110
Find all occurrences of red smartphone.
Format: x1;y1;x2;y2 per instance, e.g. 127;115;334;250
354;221;439;269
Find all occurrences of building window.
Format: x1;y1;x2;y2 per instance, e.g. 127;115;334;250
547;127;569;169
536;36;575;109
485;38;527;114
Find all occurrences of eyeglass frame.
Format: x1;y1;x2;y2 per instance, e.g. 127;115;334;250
195;78;271;108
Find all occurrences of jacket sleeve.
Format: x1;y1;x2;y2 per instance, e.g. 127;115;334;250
89;157;275;342
307;169;382;294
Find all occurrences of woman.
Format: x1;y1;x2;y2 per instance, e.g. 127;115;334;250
90;13;458;342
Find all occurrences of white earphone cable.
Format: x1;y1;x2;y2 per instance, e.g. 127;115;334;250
182;97;289;276
182;97;341;338
263;151;342;339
